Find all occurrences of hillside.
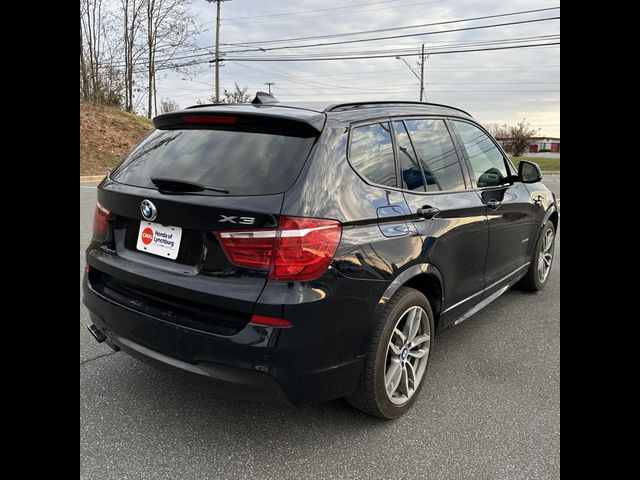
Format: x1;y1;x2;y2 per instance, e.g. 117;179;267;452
80;103;153;176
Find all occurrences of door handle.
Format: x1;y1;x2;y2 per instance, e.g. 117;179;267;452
417;206;440;219
486;199;501;210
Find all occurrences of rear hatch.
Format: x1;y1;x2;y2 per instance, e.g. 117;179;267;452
88;107;325;335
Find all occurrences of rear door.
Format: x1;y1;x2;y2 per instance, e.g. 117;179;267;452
392;118;489;325
90;112;321;332
449;120;533;296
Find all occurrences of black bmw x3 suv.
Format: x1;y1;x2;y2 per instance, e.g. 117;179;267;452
83;93;558;419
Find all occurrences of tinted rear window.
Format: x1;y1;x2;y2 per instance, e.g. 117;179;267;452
111;128;316;195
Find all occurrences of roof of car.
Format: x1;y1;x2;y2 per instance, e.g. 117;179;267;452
182;100;473;122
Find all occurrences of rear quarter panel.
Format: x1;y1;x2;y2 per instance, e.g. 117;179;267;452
261;118;426;369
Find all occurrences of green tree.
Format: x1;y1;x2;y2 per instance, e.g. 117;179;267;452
509;118;540;157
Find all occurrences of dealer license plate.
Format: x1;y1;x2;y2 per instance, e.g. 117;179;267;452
136;221;183;260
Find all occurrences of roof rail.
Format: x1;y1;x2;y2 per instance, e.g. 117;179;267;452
324;101;471;117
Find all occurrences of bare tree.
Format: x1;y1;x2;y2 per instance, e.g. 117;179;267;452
145;0;199;118
81;0;104;102
484;122;510;139
81;0;124;106
80;4;89;99
122;0;145;112
159;97;181;113
198;83;251;104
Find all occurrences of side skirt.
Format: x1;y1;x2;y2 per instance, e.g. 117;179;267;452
452;271;527;326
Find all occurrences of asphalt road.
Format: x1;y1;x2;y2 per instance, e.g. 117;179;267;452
80;180;560;480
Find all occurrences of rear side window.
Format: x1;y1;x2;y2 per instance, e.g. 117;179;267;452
110;128;317;196
452;120;509;188
394;121;425;192
404;119;466;192
349;122;396;187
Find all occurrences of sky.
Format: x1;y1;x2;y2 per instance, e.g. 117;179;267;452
153;0;560;136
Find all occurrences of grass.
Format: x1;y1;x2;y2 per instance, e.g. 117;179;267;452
509;156;560;172
80;102;153;176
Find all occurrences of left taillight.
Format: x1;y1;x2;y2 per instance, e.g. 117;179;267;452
215;216;342;282
92;201;111;241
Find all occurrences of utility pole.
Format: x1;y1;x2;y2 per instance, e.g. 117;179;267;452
265;82;275;95
395;54;423;102
419;43;425;102
207;0;231;103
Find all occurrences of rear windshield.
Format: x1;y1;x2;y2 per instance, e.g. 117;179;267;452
110;128;317;195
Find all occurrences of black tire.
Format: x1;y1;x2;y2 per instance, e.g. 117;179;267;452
346;286;434;419
518;220;556;291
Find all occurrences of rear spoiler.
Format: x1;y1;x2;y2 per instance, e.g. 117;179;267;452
153;109;326;137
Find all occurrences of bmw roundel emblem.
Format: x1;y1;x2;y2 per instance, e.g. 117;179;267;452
140;199;157;221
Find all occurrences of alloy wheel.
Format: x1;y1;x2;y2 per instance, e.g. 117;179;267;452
384;306;431;405
538;228;555;283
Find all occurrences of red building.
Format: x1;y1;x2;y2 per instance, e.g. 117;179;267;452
495;136;560;154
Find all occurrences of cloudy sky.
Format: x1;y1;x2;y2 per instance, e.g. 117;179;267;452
153;0;560;136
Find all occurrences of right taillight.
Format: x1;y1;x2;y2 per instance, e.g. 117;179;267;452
216;216;342;282
92;201;111;241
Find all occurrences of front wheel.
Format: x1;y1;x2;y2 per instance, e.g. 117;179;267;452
518;220;556;291
346;287;434;419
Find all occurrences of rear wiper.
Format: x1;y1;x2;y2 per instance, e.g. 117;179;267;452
150;177;229;194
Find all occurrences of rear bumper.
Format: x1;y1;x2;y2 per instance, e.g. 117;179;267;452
82;272;372;405
102;326;290;404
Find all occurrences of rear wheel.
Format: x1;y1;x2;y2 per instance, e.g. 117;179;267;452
346;287;434;419
518;220;556;291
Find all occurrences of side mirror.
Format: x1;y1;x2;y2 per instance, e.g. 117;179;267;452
518;160;542;183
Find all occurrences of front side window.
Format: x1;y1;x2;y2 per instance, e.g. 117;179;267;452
404;119;466;192
452;121;509;188
349;122;396;187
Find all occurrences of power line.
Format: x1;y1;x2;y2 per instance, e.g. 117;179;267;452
110;7;561;69
276;90;560;95
222;0;409;21
222;0;448;25
120;19;559;70
218;42;560;62
222;16;559;54
221;6;560;46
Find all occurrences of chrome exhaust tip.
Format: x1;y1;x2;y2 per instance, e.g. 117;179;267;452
87;324;107;343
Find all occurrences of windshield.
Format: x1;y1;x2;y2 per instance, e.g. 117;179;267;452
111;128;317;195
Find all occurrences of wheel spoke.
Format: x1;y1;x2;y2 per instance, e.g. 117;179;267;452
544;231;554;253
393;328;406;344
405;361;417;390
401;364;410;397
409;347;429;359
411;333;430;348
389;342;402;356
409;309;421;341
385;359;402;396
402;308;417;340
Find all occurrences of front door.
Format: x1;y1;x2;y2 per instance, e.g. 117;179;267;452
450;120;533;297
391;118;489;325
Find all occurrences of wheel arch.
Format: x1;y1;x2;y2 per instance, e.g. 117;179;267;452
370;263;445;336
542;204;559;231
